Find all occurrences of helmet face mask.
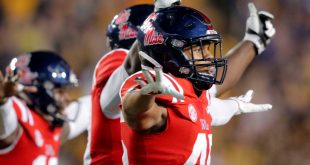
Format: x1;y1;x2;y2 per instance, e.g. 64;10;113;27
181;38;227;89
138;6;227;90
7;51;77;127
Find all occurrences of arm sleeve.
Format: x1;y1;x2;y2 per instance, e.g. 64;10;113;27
209;85;217;97
0;98;18;139
100;65;129;119
65;95;91;140
209;97;239;126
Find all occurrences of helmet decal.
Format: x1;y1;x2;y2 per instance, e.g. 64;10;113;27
106;4;155;49
144;29;164;46
8;54;38;84
118;23;138;40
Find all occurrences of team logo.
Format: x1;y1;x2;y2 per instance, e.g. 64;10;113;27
188;104;197;122
114;9;131;25
7;54;38;84
144;29;164;45
118;23;138;40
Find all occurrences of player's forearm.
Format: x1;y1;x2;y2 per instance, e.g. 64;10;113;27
0;98;18;143
122;92;156;118
122;92;164;131
100;65;128;118
216;41;256;96
64;95;91;141
209;97;239;126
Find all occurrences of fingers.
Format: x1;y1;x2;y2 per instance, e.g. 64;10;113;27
139;51;162;67
248;103;272;112
11;74;19;82
258;11;274;19
140;85;157;95
248;2;257;16
243;89;254;102
22;85;38;93
154;67;163;83
164;88;184;100
142;69;154;84
4;69;19;82
135;77;147;87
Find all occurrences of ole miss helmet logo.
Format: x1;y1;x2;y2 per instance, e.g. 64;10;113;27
144;28;164;45
7;54;38;84
118;23;138;40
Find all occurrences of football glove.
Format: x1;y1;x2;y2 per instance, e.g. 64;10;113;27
230;89;272;115
135;66;184;100
243;2;276;55
154;0;181;11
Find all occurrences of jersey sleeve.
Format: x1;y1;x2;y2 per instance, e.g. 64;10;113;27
65;95;91;140
93;49;127;88
119;71;143;101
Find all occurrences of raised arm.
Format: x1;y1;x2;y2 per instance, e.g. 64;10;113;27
60;95;91;144
215;3;276;96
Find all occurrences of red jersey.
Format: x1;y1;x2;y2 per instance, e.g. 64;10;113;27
0;97;62;165
120;71;213;165
86;49;127;164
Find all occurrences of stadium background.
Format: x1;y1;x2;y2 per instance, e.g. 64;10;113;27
0;0;309;164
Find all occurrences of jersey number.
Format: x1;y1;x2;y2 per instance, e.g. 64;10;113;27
122;133;212;165
184;133;212;165
33;155;57;165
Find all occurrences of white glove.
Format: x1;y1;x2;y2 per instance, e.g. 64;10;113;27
243;2;276;55
135;67;184;100
230;89;272;115
154;0;181;11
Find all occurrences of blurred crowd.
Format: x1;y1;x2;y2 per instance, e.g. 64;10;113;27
0;0;309;165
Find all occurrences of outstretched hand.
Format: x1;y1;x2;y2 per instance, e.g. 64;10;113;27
0;70;36;104
230;89;272;115
135;67;184;100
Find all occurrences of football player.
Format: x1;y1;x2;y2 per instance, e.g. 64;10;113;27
0;51;84;164
85;1;275;164
119;5;273;164
83;4;155;165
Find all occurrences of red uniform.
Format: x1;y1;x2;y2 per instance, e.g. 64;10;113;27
0;97;62;165
120;71;213;165
86;49;127;164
